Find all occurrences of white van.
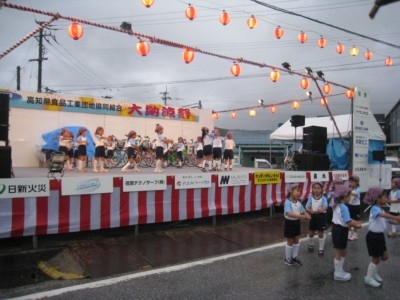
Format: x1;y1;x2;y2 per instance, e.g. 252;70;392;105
386;156;400;178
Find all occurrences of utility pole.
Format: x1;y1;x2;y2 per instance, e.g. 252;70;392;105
29;21;52;93
16;66;20;90
160;86;171;105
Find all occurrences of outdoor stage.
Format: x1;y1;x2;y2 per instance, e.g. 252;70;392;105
0;166;349;239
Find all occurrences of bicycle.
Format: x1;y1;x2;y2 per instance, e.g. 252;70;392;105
283;149;297;171
104;136;128;168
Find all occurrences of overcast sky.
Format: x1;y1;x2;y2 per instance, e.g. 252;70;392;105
0;0;399;131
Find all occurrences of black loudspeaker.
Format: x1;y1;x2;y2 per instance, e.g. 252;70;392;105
290;115;305;127
294;153;330;171
0;146;12;178
372;150;385;162
303;126;327;154
0;94;10;142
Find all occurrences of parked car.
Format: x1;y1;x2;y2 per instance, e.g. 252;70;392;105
386;156;400;178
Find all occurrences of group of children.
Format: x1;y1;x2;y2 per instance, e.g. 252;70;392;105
58;124;237;174
198;126;236;172
153;125;236;173
283;175;400;288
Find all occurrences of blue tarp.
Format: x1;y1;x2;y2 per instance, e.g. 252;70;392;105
327;138;385;170
41;126;95;158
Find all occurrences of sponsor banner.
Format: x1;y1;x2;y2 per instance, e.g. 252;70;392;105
175;173;212;190
123;174;167;192
254;171;281;185
368;164;391;189
332;170;349;181
2;89;199;122
310;171;330;182
284;171;307;183
218;172;250;187
61;176;113;196
352;87;370;192
0;178;49;199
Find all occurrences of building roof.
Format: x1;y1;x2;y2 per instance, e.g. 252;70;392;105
216;128;273;145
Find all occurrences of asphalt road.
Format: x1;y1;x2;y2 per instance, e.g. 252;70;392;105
3;225;400;300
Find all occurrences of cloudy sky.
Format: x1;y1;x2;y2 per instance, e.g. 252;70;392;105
0;0;399;131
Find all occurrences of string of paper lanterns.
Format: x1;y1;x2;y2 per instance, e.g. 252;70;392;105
212;91;353;119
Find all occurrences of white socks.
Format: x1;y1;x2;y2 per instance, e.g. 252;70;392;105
285;244;293;261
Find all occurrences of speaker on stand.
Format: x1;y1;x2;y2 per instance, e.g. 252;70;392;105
373;150;385;187
290;115;305;152
0;93;12;178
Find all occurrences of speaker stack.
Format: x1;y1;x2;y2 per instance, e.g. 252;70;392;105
0;93;12;178
291;125;330;171
303;126;328;154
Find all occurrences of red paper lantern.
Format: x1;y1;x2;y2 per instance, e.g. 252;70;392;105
220;10;230;25
300;77;309;90
68;22;84;40
269;69;280;82
345;89;354;99
364;50;373;60
270;105;276;113
318;35;327;48
142;0;154;8
230;63;241;77
230;111;237;119
336;43;344;54
274;26;284;39
292;101;300;109
182;49;194;64
136;40;150;56
385;56;393;66
320;97;328;106
185;4;197;20
247;15;257;29
350;45;359;56
323;83;332;94
212;112;219;119
298;31;307;43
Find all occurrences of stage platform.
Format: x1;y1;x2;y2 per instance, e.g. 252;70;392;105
10;166;257;178
0;167;349;240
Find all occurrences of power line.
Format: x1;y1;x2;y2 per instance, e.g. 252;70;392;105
250;0;400;49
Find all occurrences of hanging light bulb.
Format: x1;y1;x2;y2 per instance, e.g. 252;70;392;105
230;62;241;76
274;26;284;39
136;40;150;56
318;35;327;48
300;77;309;90
142;0;154;8
336;43;344;54
269;69;280;82
230;111;237;119
323;83;332;94
350;45;359;56
185;4;197;20
298;31;307;43
212;112;219;119
68;22;84;40
385;56;393;66
249;108;256;117
364;50;373;60
320;97;328;106
270;105;276;113
182;49;194;63
219;10;230;25
247;15;257;29
345;89;354;99
292;101;300;109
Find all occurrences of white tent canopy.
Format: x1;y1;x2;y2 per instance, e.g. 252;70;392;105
270;114;385;141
